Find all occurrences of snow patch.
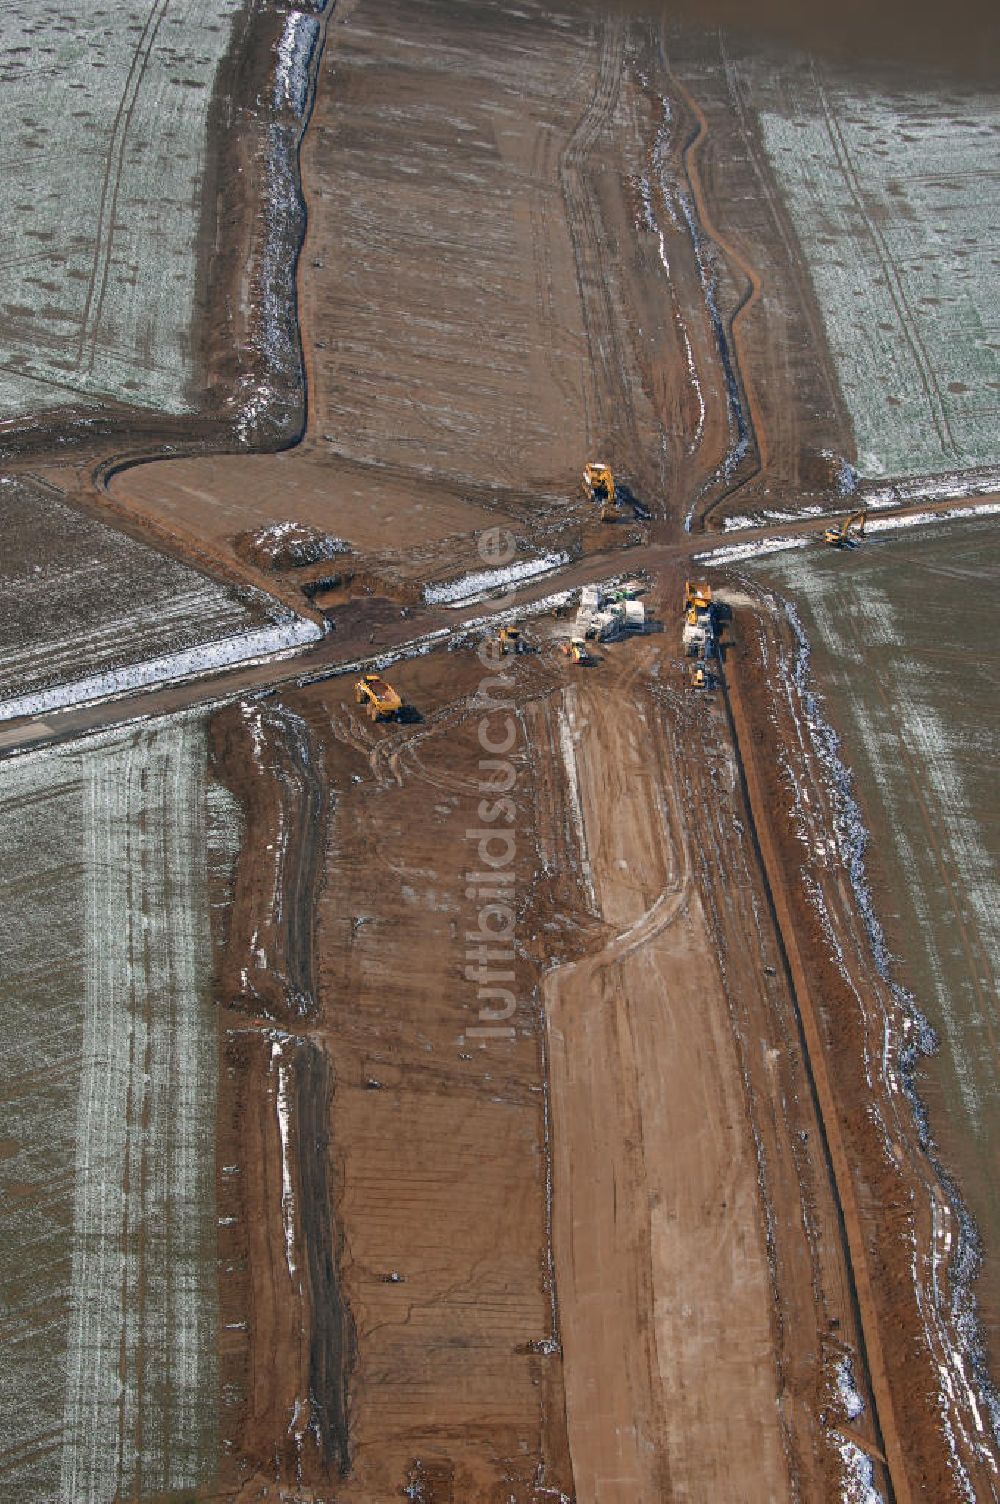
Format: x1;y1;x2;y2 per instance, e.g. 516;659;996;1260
271;1040;298;1282
557;701;597;913
832;1434;884;1504
274;12;320;117
836;1356;865;1421
424;552;570;606
693;535;810;566
865;501;1000;534
0;615;322;722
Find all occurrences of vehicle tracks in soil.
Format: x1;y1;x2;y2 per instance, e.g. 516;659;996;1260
558;14;638;457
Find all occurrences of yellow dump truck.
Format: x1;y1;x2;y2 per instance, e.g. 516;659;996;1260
583;461;622;522
355;673;403;721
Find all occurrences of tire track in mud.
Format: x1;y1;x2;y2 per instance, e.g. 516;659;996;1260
558;15;638;455
542;671;797;1500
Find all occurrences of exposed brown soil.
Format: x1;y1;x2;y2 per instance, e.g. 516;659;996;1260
3;0;997;1499
198;589;887;1498
197;558;1000;1504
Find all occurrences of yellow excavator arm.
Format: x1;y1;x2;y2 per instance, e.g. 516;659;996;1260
823;509;867;547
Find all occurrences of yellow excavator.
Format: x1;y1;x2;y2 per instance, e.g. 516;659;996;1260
689;661;708;689
498;625;522;655
354;673;403;721
823;510;866;548
583;461;622;523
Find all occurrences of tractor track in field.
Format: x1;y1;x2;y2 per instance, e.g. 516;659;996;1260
558;14;638;457
76;0;171;380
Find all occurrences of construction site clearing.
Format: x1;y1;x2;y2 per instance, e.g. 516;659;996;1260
0;0;997;1500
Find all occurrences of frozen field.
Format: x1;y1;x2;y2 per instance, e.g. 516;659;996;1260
0;0;244;417
757;70;1000;479
0;712;229;1501
751;521;1000;1359
0;476;320;719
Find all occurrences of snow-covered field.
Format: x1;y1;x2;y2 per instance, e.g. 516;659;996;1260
750;521;1000;1452
0;0;249;418
0;711;232;1501
0;477;321;719
758;75;1000;479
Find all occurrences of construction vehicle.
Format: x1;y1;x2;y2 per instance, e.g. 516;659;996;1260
823;510;866;548
610;582;642;603
562;637;592;665
689;661;709;689
354;673;403;721
582;460;622;522
498;625;522;655
684;579;713;613
682;579;715;657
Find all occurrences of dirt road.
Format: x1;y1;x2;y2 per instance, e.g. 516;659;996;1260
544;681;792;1501
1;0;997;1498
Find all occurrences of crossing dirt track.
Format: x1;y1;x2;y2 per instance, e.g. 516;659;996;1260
0;0;998;1502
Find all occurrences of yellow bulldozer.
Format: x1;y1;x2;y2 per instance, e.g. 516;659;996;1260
561;637;592;665
823;510;866;548
684;579;713;614
498;625;522;655
582;461;622;523
354;673;403;721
